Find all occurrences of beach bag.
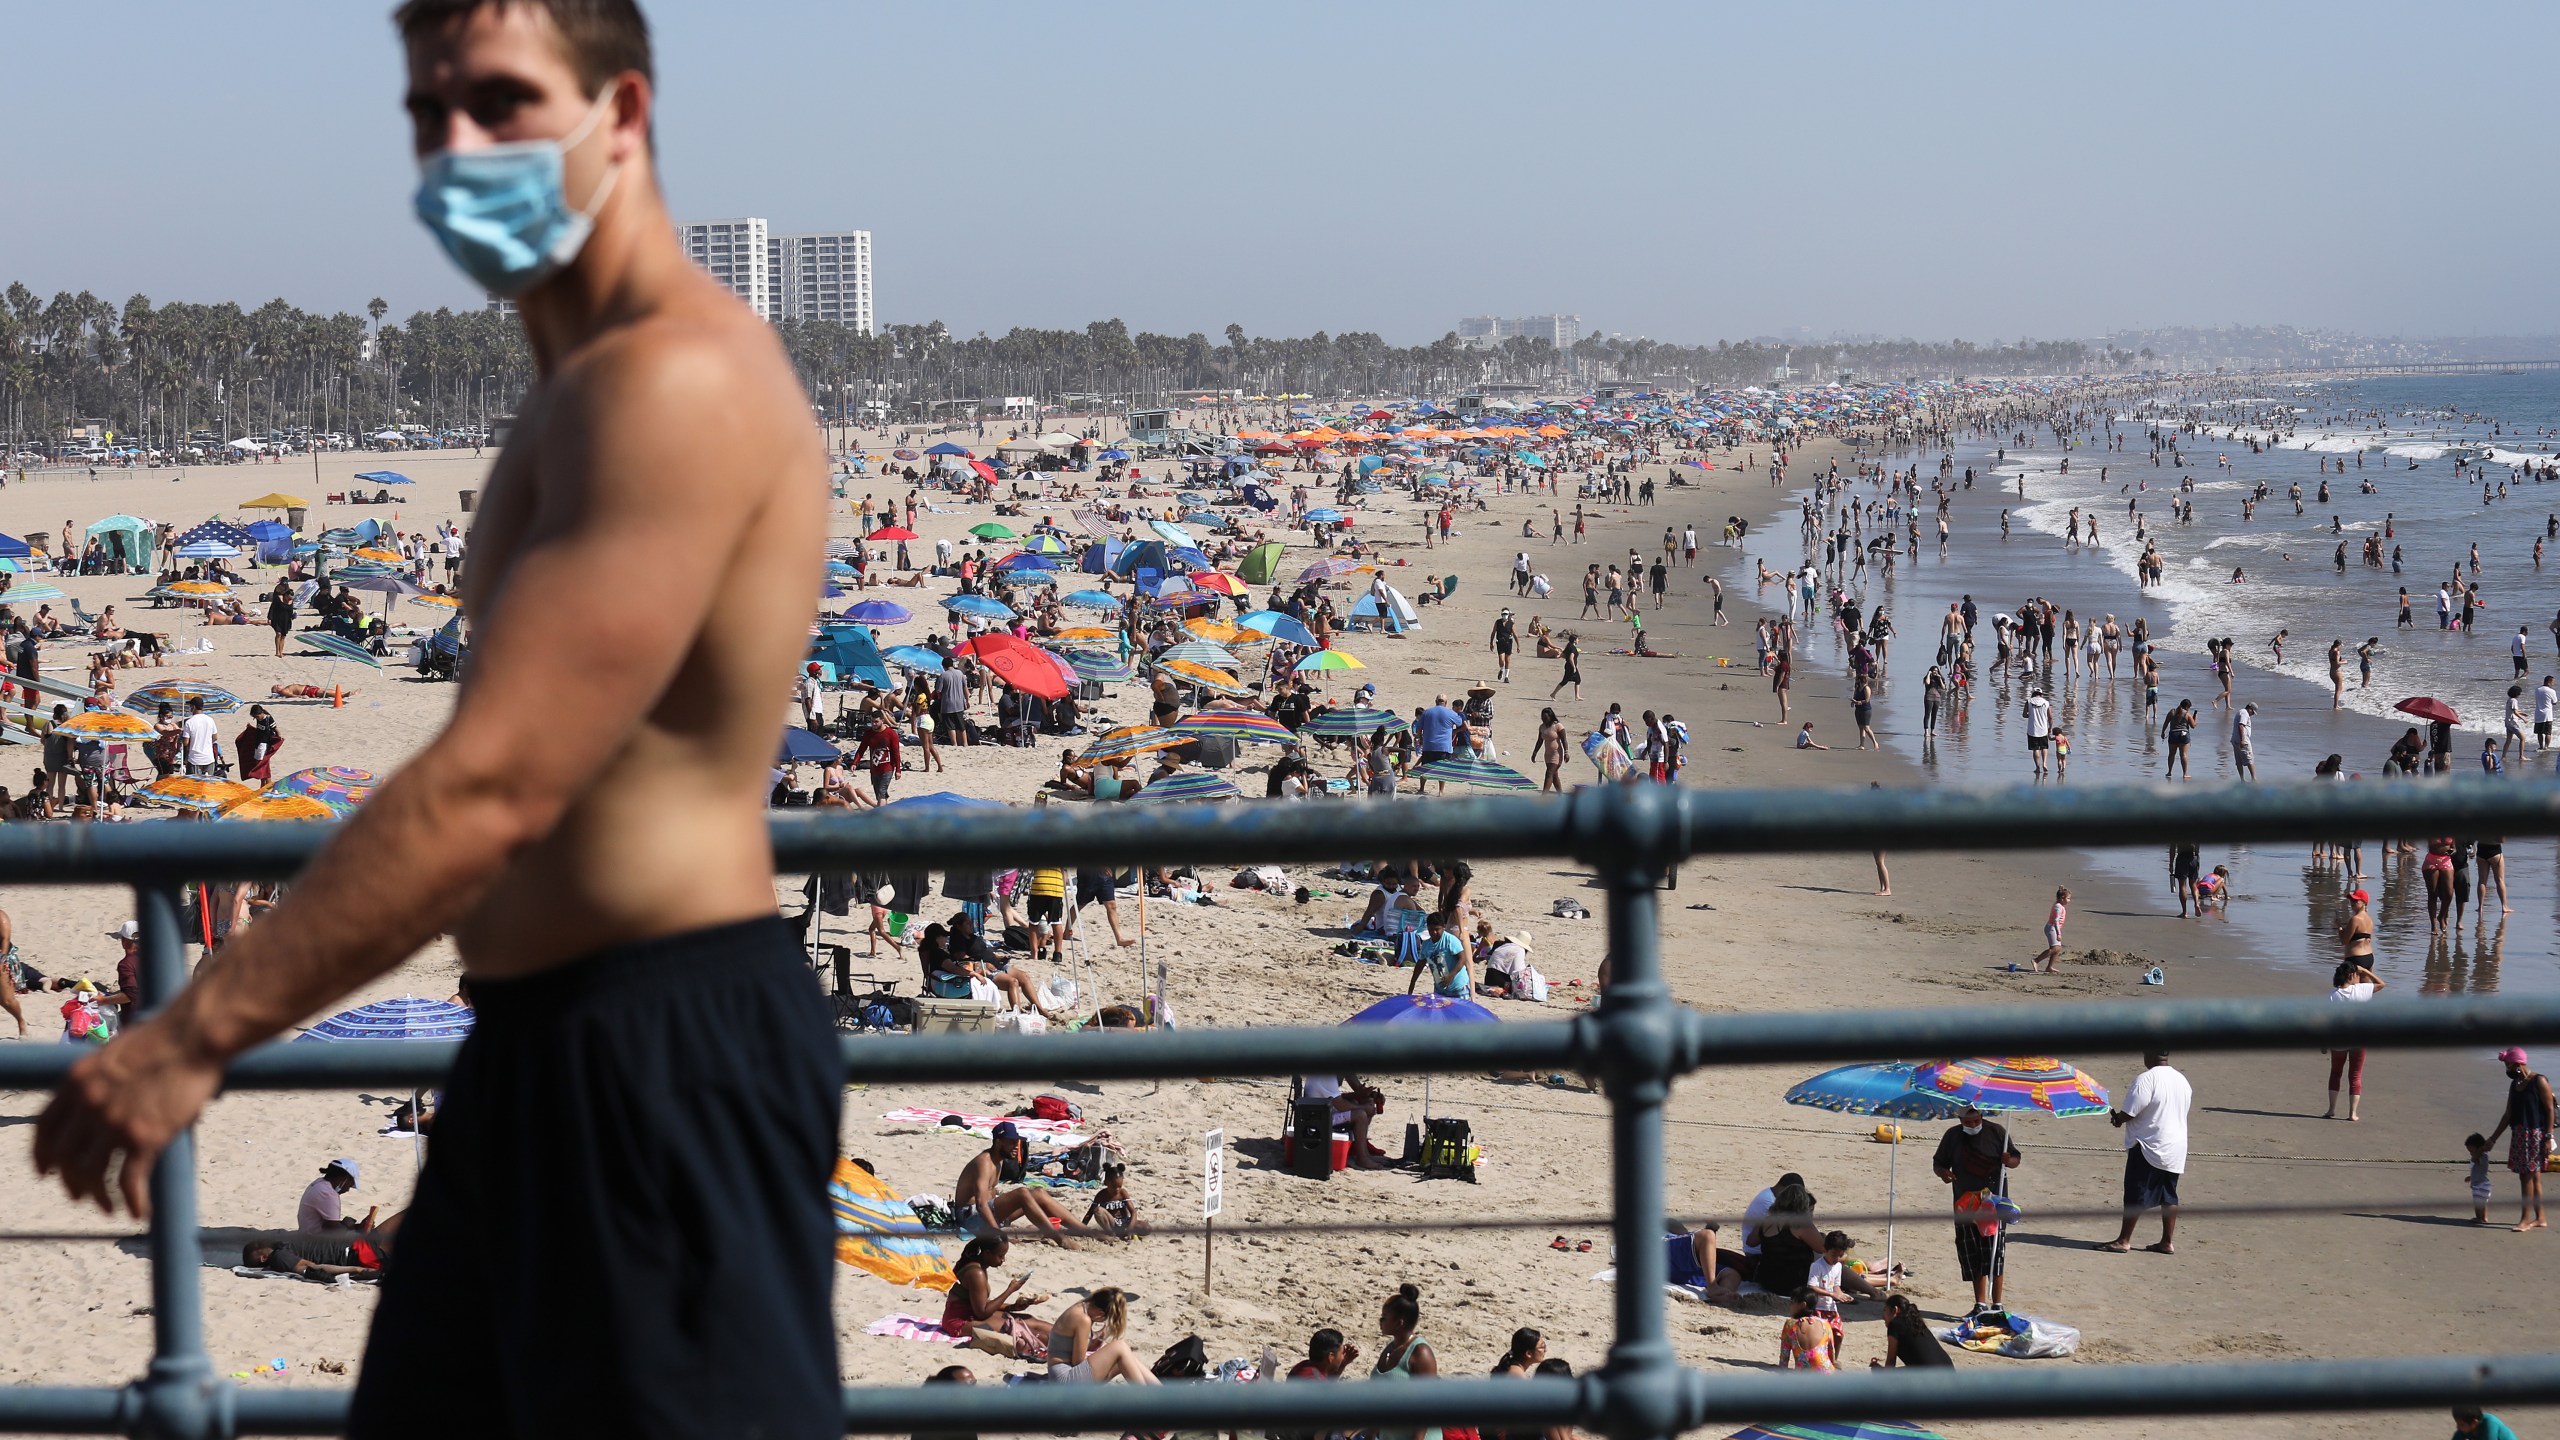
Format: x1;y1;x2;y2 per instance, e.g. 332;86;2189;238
926;971;973;1000
1153;1336;1210;1380
1522;967;1549;1003
1031;1094;1081;1123
1420;1117;1477;1182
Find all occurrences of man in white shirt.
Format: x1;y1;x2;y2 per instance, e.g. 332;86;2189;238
178;696;222;778
2099;1051;2192;1254
2022;688;2054;777
2229;703;2257;781
2535;676;2557;752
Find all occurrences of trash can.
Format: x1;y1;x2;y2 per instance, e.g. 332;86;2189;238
459;489;476;513
285;507;307;531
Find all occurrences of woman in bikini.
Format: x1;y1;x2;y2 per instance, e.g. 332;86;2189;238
2422;836;2458;934
940;1235;1052;1356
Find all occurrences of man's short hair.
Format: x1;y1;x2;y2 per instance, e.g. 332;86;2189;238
393;0;653;96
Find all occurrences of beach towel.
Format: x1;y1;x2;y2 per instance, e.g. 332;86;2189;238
1589;1267;1762;1304
832;1158;955;1291
880;1106;1090;1147
866;1314;967;1345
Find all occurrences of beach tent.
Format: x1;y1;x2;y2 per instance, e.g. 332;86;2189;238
244;520;296;565
84;515;157;572
1236;541;1288;586
810;623;891;689
1348;583;1417;629
0;533;30;559
1109;540;1167;580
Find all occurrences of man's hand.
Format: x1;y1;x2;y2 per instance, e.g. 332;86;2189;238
33;1016;225;1217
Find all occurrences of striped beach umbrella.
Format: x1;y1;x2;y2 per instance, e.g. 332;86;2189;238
295;996;473;1043
1413;753;1534;790
1294;648;1366;673
1173;710;1298;746
1049;647;1132;683
1305;705;1407;739
1725;1423;1947;1440
303;633;382;669
3;583;69;603
1130;770;1240;804
939;594;1015;621
136;776;253;813
172;540;241;561
269;766;378;817
1155;640;1240;670
54;711;157;740
124;681;243;715
1911;1057;2110;1117
883;645;945;674
1058;590;1123;613
829;1157;954;1291
1079;725;1184;764
1185;572;1247;597
1784;1063;1966;1121
1295;558;1366;583
1023;533;1072;555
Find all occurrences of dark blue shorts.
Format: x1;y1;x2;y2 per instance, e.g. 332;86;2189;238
352;917;840;1438
2123;1148;2182;1211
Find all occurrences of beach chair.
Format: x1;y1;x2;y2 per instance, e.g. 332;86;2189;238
1416;575;1457;607
103;744;143;787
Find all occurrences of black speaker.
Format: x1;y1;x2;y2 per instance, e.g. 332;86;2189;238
1289;1101;1335;1180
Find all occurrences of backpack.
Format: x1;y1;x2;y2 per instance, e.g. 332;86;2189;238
1030;1094;1081;1123
1419;1117;1478;1182
1152;1335;1209;1380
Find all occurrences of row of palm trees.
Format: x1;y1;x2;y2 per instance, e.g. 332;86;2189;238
4;278;2109;457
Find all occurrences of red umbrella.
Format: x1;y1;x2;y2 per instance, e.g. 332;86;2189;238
956;633;1069;700
968;459;1000;483
1187;572;1248;596
2395;696;2458;725
867;525;919;541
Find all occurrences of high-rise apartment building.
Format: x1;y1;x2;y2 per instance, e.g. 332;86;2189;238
678;217;773;320
767;230;875;333
1456;313;1582;349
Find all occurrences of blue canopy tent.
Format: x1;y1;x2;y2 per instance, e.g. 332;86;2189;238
1109;539;1167;580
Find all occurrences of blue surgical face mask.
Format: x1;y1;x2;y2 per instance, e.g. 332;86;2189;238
412;82;621;298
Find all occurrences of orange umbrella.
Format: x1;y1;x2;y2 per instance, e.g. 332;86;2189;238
1183;617;1254;645
219;792;336;821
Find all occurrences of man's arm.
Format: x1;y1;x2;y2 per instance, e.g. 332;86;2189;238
37;340;798;1217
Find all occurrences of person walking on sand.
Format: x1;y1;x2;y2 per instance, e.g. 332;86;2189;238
2483;1048;2554;1231
36;5;847;1432
2096;1051;2190;1255
1549;631;1582;702
1530;706;1567;794
2030;886;2070;971
2325;954;2384;1120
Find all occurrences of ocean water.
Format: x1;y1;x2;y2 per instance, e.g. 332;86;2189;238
1723;372;2560;996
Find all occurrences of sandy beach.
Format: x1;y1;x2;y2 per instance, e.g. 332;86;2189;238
0;422;2548;1440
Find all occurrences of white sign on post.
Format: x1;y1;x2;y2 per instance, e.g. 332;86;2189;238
1201;1129;1225;1218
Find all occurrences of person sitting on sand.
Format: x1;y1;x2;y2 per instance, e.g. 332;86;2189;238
1663;1223;1743;1303
297;1158;374;1234
952;1123;1100;1247
1082;1163;1146;1238
91;608;125;641
1043;1287;1158;1385
939;1234;1052;1356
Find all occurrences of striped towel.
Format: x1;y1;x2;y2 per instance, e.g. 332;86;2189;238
880;1107;1089;1148
868;1314;967;1345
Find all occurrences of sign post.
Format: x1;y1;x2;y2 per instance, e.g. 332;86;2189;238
1201;1128;1224;1294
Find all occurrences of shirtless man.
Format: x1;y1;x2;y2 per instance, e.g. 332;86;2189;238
35;4;839;1433
955;1124;1099;1247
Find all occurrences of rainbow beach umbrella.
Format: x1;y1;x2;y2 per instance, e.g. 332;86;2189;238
1130;770;1240;804
1293;648;1366;673
1305;705;1407;739
1725;1424;1947;1440
1171;710;1298;746
1412;752;1533;790
269;766;378;817
1912;1056;2110;1116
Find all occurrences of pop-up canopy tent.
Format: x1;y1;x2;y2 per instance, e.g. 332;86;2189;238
85;515;157;572
1236;541;1288;586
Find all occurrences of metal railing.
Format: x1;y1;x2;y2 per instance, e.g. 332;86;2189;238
3;780;2560;1437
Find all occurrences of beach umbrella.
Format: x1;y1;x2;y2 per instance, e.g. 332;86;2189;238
3;583;68;603
1080;725;1184;764
1059;589;1124;613
172;540;242;561
237;493;308;510
159;579;233;600
1173;710;1298;746
777;726;840;764
880;791;1006;812
1236;610;1319;647
1413;753;1533;790
1343;992;1498;1118
867;525;920;542
1911;1057;2109;1117
2394;696;2458;725
967;522;1016;541
123;682;244;717
992;552;1058;574
1147;519;1196;545
349;547;404;564
924;442;972;457
1130;770;1241;804
352;471;414;486
891;448;921;462
296;996;472;1044
135;776;253;813
269;766;379;817
1305;705;1408;739
1157;657;1245;693
882;645;945;674
955;633;1070;700
939;594;1015;621
844;600;911;625
304;633;382;669
219;791;337;821
1186;572;1247;597
1155;640;1241;669
1296;557;1366;582
1183;617;1255;646
1049;626;1122;644
1098;448;1130;461
55;710;158;741
409;594;462;615
1303;508;1346;525
829;1157;954;1291
1785;1063;1968;1284
1724;1424;1946;1440
178;520;257;548
1049;646;1133;683
1294;649;1366;673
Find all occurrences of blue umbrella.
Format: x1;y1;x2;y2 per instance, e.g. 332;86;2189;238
1059;589;1124;612
1784;1063;1967;1286
352;470;415;485
923;442;972;457
845;600;911;625
1343;993;1497;1116
993;552;1059;573
1302;508;1345;524
880;792;1005;811
296;996;473;1043
939;594;1016;620
1235;610;1319;647
1098;449;1131;461
883;645;945;674
1130;770;1241;804
1147;519;1196;545
777;726;839;764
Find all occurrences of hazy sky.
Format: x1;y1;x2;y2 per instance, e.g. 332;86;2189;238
8;2;2554;344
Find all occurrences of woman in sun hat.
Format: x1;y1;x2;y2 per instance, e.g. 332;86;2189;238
2483;1049;2554;1231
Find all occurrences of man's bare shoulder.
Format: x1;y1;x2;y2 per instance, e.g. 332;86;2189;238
539;300;814;494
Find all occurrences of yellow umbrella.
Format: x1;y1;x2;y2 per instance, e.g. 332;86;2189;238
1049;625;1120;643
409;594;462;613
1183;617;1254;645
161;579;233;599
218;792;336;821
137;776;254;812
55;710;158;740
830;1158;954;1292
1159;658;1248;695
350;547;404;564
238;493;308;510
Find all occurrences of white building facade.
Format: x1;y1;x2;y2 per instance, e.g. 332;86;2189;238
768;230;875;334
678;217;773;320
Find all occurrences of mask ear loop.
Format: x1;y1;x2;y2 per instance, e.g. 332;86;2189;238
562;81;624;218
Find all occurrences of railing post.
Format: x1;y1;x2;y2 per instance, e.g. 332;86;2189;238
131;883;225;1440
1592;788;1687;1440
